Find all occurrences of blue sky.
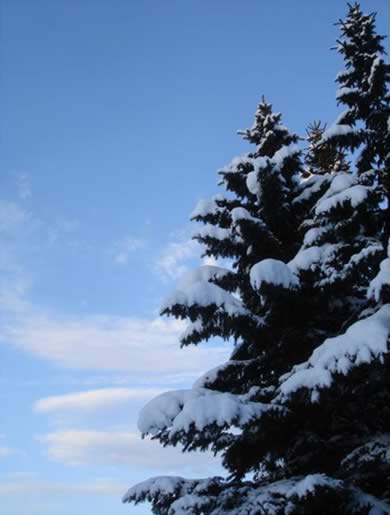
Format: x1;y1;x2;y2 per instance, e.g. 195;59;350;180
1;1;389;513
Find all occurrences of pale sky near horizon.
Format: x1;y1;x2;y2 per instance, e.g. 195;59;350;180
1;1;389;514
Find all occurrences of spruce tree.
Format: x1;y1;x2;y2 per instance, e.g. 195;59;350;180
324;2;390;235
304;121;349;177
332;3;390;171
124;4;390;514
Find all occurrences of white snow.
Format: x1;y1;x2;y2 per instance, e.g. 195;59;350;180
123;476;190;503
351;489;390;515
191;195;224;218
336;86;357;99
315;185;370;215
192;361;222;389
123;474;390;514
336;69;352;80
195;224;233;242
254;156;270;171
240;474;342;502
327;173;356;194
161;281;248;317
303;227;329;247
193;363;226;389
250;259;299;290
178;265;231;289
192;360;268;390
279;305;390;399
346;243;383;269
368;55;382;87
274;124;289;132
138;387;274;437
125;475;343;513
219;154;255;173
293;175;330;204
341;434;390;470
179;319;204;343
271;144;300;170
286;474;342;498
170;493;209;513
288;244;338;273
245;157;272;195
138;389;196;435
244;146;298;197
320;124;355;142
311;173;359;216
335;109;351;125
246;171;259;195
231;207;265;236
368;258;390;302
231;207;262;225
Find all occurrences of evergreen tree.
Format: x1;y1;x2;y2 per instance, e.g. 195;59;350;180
304;121;349;177
123;4;390;514
324;2;390;235
171;97;304;355
332;3;390;171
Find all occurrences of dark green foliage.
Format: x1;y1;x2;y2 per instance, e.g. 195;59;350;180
124;4;390;514
304;121;349;176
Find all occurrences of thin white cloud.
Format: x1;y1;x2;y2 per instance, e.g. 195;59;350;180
0;194;228;381
0;214;228;378
0;448;12;458
112;236;145;265
46;217;80;248
156;238;200;280
0;435;15;459
0;210;229;378
0;201;28;232
40;430;222;475
1;308;228;377
16;174;32;200
33;387;163;414
0;477;125;496
155;229;223;281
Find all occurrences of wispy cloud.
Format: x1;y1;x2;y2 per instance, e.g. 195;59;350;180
39;430;222;474
33;387;163;414
16;174;32;200
0;434;15;459
0;189;228;399
112;236;145;265
0;476;127;515
156;230;226;281
0;448;12;458
156;238;200;280
0;201;28;233
0;200;229;379
0;197;228;380
2;310;227;378
0;477;125;496
46;217;80;248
